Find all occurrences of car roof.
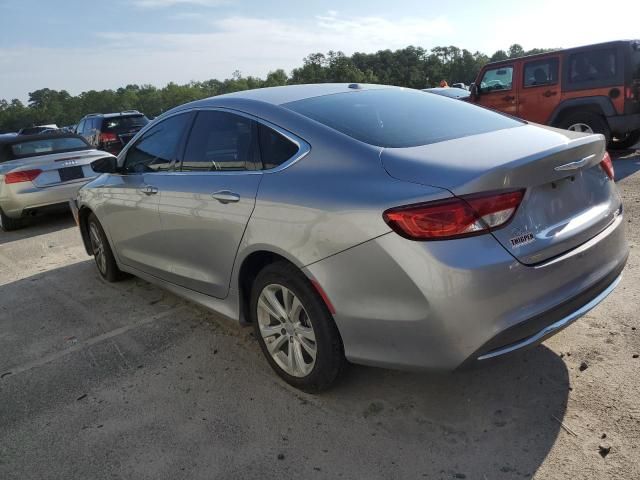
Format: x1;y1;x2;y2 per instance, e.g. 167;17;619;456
190;83;395;107
485;39;640;68
83;111;144;119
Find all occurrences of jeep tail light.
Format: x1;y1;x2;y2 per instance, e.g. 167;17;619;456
383;190;525;240
100;132;118;143
4;169;42;184
600;151;614;180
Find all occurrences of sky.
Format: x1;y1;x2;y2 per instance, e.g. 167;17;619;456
0;0;638;102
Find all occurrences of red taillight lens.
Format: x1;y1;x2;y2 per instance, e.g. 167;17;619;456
383;190;525;240
4;169;42;184
100;132;118;143
600;151;614;180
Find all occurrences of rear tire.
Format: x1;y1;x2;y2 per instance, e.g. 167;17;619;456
609;130;640;150
87;213;127;282
250;261;345;393
0;207;23;232
558;111;611;145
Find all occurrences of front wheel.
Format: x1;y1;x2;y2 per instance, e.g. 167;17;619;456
250;262;345;392
609;130;640;150
87;213;127;282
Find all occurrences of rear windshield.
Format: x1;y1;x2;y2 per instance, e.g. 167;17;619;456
102;115;149;132
10;137;89;157
284;88;522;148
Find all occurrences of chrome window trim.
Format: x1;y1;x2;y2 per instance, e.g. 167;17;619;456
132;106;311;177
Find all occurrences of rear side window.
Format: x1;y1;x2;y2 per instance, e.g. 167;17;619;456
285;88;522;148
103;115;149;132
479;66;514;93
123;113;192;173
569;48;617;83
523;58;559;87
181;111;256;172
258;124;298;169
10;137;89;157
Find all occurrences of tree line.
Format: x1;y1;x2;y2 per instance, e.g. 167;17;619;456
0;43;554;132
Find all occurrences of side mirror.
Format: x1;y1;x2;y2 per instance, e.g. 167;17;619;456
91;156;118;174
470;83;479;99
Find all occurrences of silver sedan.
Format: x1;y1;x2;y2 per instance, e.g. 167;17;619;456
72;84;628;391
0;133;114;231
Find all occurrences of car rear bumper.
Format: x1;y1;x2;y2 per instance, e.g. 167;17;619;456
0;179;92;218
607;113;640;133
305;212;628;371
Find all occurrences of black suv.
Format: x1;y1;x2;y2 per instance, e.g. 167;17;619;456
75;111;149;155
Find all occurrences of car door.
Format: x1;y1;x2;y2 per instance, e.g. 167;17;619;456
476;65;518;115
99;112;193;278
518;56;560;123
157;109;263;298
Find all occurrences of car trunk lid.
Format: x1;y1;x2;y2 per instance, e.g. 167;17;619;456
380;124;622;265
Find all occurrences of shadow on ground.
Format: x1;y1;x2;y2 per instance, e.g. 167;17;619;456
0;260;571;479
611;148;640;181
0;208;75;245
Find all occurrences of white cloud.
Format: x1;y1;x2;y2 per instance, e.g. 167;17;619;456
0;12;456;100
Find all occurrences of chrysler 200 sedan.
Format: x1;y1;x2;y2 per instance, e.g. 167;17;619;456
71;84;628;392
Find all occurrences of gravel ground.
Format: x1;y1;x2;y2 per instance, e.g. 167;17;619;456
0;148;638;480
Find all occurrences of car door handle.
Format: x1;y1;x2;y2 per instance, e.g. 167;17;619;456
502;95;516;102
212;190;240;204
543;90;558;97
138;185;158;196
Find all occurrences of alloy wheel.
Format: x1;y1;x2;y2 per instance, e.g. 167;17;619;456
567;123;594;134
257;284;317;377
89;222;107;275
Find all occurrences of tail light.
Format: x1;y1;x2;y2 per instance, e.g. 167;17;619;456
100;132;118;143
383;190;525;241
4;169;42;184
600;151;614;180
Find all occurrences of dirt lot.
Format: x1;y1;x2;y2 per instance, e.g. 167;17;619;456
0;149;639;480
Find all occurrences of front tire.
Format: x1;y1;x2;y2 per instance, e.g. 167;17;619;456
87;213;126;282
250;262;345;392
0;207;23;232
558;111;611;145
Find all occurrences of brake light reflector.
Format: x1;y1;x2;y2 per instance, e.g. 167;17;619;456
600;151;614;180
383;190;525;240
100;132;118;143
4;169;42;184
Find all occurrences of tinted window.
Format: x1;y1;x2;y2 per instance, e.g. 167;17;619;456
285;88;522;148
75;120;85;134
123;113;191;173
258;124;298;169
181;111;256;172
479;66;514;92
103;115;149;132
10;136;89;157
524;58;559;87
569;48;617;83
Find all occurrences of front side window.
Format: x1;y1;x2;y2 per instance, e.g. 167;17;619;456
76;120;85;134
181;111;256;172
523;58;559;87
569;48;617;83
123;113;191;173
257;124;299;169
479;66;514;93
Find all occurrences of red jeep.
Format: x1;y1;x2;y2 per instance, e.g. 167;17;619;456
469;40;640;149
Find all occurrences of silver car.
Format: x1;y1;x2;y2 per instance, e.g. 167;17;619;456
72;84;628;392
0;133;115;231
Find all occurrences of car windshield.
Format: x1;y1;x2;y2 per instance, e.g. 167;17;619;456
103;115;149;132
10;136;89;157
284;88;522;148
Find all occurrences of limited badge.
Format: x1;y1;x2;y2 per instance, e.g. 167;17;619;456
510;232;535;248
